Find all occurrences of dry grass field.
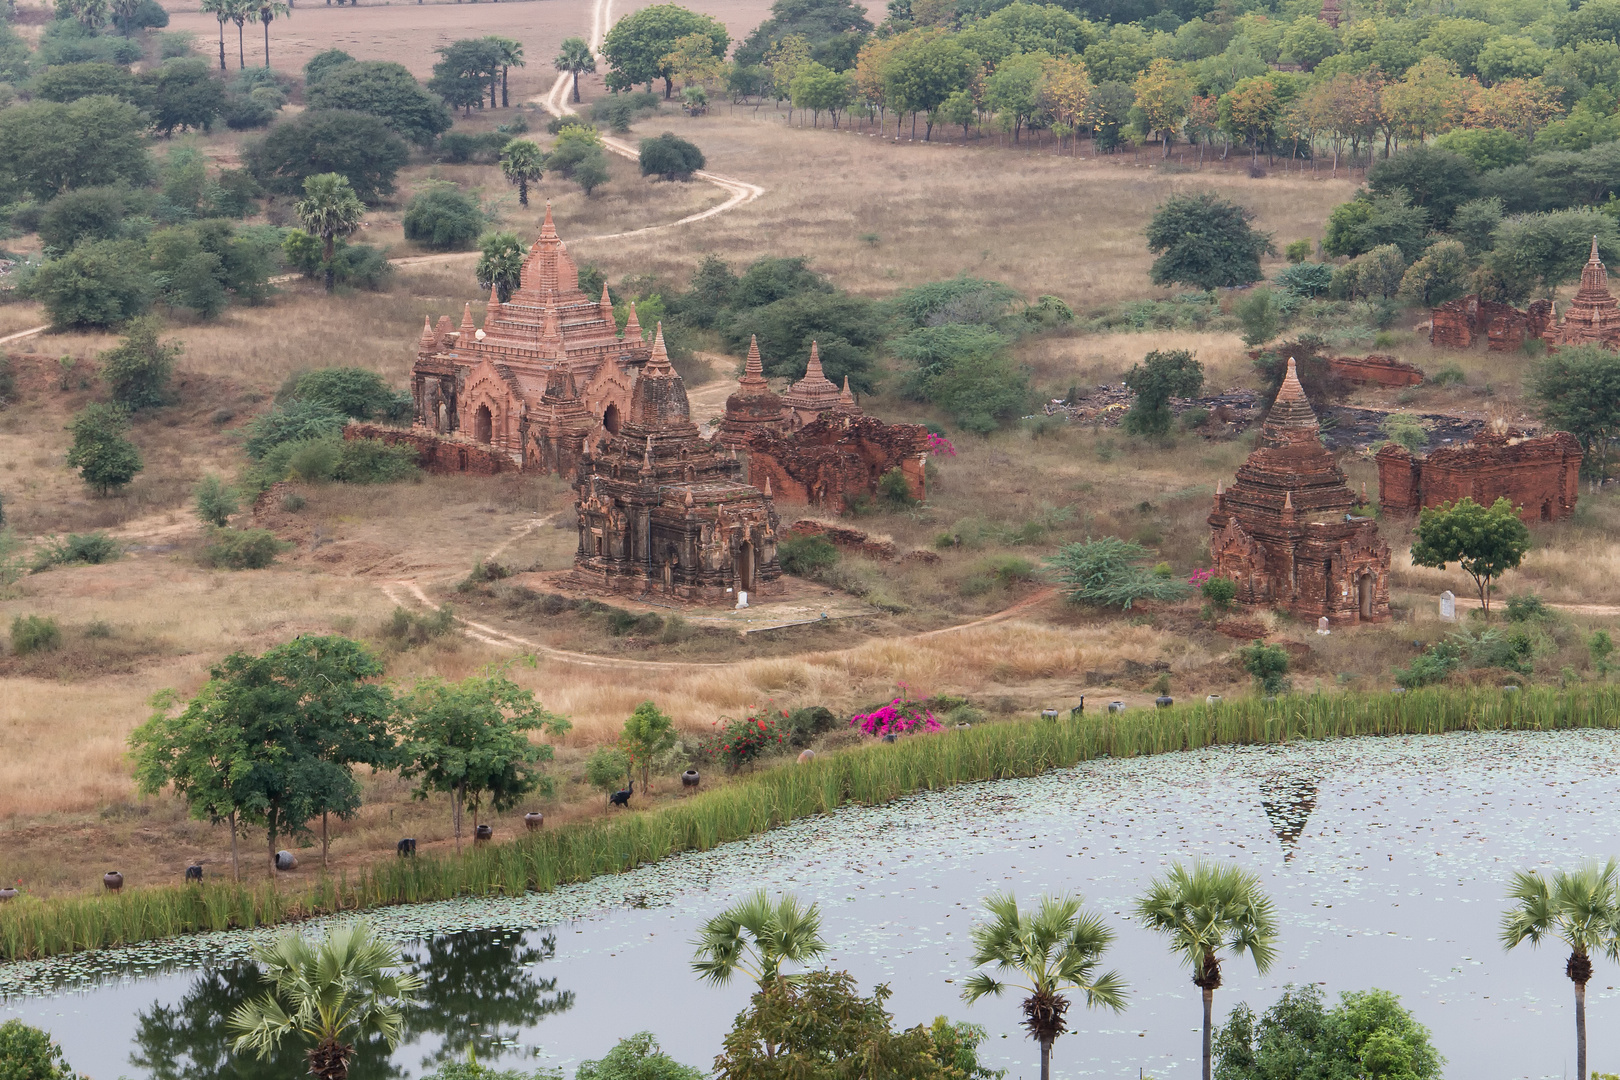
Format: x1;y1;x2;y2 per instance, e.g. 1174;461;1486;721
5;0;1619;897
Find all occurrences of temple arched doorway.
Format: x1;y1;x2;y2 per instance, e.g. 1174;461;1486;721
603;403;621;434
474;404;493;445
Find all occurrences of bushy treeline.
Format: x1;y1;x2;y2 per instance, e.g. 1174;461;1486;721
240;366;418;491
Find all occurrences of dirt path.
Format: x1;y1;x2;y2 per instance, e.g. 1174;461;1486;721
0;326;47;346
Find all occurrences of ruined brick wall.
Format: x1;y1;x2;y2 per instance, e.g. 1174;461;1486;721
345;422;511;475
1430;296;1479;347
785;520;898;560
746;415;928;513
1328;354;1423;387
1376;432;1582;522
1430;296;1554;351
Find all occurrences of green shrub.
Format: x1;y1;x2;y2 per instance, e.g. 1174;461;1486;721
193;474;238;527
638;132;705;180
198;527;288;570
335;437;419;483
289;368;410;420
0;1019;77;1080
379;604;455;648
1392;641;1463;688
287;437;343;482
1380;413;1428;454
1046;538;1189;609
585;745;631;792
1273;261;1333;299
402;186;483;251
1429;364;1466;386
458;560;512;592
784;705;838;747
576;1032;704;1080
243;400;349;459
10;614;62;656
1239;642;1291;695
33;531;120;570
1284;239;1313;263
1505;594;1550;622
777;533;839;577
876;468;918;507
1201;575;1237;610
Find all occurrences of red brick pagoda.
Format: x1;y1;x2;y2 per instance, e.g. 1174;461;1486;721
1208;359;1392;624
1550;236;1620;348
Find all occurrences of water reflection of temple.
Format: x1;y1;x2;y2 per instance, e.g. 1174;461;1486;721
1260;771;1320;860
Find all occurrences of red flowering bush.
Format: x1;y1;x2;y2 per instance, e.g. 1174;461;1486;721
926;432;957;457
710;714;788;771
849;695;942;738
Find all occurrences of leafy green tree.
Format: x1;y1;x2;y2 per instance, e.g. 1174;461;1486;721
884;34;975;140
1136;861;1279;1080
401;671;571;851
229;921;424;1080
294;172;365;293
1213;984;1443;1080
1233;289;1281;348
1146;193;1273;291
66;402;142;495
1399;238;1469;306
985;51;1046;142
576;1032;704;1080
961;893;1127;1080
1238;642;1290;696
603;4;729;99
1501;860;1620;1080
1321;193;1430;261
1433;128;1528;172
1046;537;1189;610
790;61;854;127
498;139;545;208
1531;344;1620;480
131;684;254;877
547;125;611;196
0;96;151;200
1410;496;1531;615
1337;244;1407;301
304;48;355;84
554;36;596;104
1124;348;1203;436
1450;197;1504;258
915;350;1029;435
99;317;180;411
619;700;677;793
138;57;224;137
403;186;484;252
693;890;829;987
30;239;154;328
0;1019;77;1080
1367;145;1478;230
476;232;526;303
736;0;871;68
32;60;137;103
249;110;409;204
306;61;451;147
585;745;632;792
290;367;406;421
639;131;706;180
429;38;501;115
1487;212;1620;302
714;970;948;1080
38;186;129;250
194;474;239;528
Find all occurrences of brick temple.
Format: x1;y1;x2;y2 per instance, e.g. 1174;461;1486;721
1549;237;1620;348
1376;430;1582;523
719;338;930;512
409;205;650;473
1431;237;1620;351
1208;359;1392;624
566;325;783;603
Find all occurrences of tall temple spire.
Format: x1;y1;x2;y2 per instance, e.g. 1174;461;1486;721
805;341;825;381
419;315;436;351
645;322;674;376
540;201;557;241
599;282;615;327
740;335;767;390
839;375;854;405
1265;357;1319;430
458;302;475;346
485;283;502;325
624;301;642;341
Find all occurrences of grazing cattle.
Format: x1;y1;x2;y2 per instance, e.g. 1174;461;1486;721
609;780;634;808
185;864;203;883
397;838;417;857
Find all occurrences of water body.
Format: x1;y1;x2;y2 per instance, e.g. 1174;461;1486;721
4;730;1619;1080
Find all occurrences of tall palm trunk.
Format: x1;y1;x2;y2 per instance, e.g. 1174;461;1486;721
322;233;336;292
572;70;581;102
454;779;465;852
217;21;227;70
236;23;246;68
1040;1035;1053;1080
1571;950;1592;1080
1201;985;1214;1080
229;808;240;881
263;19;271;68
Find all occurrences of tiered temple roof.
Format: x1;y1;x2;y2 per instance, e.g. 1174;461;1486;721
1551;236;1620;348
780;342;847;425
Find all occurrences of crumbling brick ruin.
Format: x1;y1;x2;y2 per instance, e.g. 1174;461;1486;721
1208;359;1392;625
717;338;929;511
1429;295;1554;350
343;422;512;475
1376;431;1582;523
409;204;649;475
746;415;929;515
1327;354;1423;387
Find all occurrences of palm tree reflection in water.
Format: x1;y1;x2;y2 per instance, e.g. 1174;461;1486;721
131;930;575;1079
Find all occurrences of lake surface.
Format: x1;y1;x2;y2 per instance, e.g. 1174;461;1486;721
4;730;1619;1080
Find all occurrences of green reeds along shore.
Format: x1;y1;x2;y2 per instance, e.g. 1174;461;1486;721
4;685;1618;963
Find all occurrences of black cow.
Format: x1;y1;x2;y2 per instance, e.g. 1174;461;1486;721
397;838;417;857
185;864;203;883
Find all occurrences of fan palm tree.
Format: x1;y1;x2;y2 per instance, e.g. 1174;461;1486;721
295;173;364;293
499;139;546;207
228;921;424;1080
200;0;230;70
1135;861;1278;1080
227;0;253;68
486;35;524;107
554;37;596;105
960;892;1127;1080
257;0;288;68
691;890;829;987
1501;859;1620;1080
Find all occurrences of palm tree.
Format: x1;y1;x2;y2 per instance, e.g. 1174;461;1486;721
227;0;253;68
960;892;1127;1080
691;890;829;987
499;139;545;207
229;921;423;1080
554;37;596;105
200;0;230;70
1135;861;1278;1080
257;0;288;68
1501;859;1620;1080
295;173;364;293
486;35;524;107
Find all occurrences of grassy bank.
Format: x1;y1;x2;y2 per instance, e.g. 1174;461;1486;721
4;685;1618;963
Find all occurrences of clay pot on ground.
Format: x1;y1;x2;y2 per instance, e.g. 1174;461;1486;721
103;872;123;892
275;850;297;871
1107;701;1126;714
0;888;18;902
474;824;493;844
796;750;815;764
682;769;700;789
1205;694;1223;705
524;812;544;831
882;732;897;743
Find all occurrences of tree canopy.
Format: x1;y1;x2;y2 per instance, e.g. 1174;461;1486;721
249;109;409;203
306;61;452;147
603;4;730;98
1146;193;1273;290
1410;496;1531;615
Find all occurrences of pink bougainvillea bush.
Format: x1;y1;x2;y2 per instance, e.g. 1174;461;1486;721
850;692;943;738
926;432;957;457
